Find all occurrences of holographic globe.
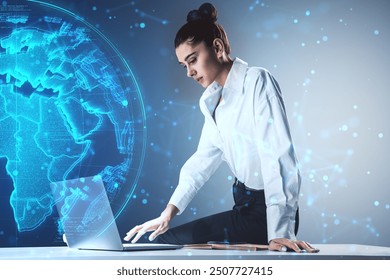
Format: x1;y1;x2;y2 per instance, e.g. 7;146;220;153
0;0;146;232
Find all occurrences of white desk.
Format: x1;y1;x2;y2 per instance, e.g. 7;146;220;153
0;244;389;260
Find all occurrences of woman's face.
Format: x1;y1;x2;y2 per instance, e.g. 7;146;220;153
176;41;223;88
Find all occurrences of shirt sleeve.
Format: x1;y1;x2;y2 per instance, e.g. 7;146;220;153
168;120;223;214
254;70;301;242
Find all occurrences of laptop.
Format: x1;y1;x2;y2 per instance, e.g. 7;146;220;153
50;175;182;251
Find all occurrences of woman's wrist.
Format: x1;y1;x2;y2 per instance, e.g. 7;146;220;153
161;204;179;221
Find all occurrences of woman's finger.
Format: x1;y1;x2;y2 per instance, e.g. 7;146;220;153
148;223;164;241
131;228;147;243
123;225;143;241
149;221;170;241
269;238;315;253
269;240;288;252
296;240;320;253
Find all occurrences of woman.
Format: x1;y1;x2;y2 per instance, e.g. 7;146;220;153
124;3;319;253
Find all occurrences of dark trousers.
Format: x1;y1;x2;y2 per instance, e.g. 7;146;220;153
156;179;299;245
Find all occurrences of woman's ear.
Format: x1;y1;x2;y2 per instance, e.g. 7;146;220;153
213;38;225;59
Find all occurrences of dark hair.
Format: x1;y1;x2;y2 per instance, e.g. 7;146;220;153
174;3;231;54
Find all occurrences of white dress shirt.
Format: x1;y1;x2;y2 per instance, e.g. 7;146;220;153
168;58;301;242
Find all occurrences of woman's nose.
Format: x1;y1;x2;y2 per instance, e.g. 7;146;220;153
187;67;196;78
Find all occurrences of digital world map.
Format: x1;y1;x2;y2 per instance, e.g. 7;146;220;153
0;0;146;234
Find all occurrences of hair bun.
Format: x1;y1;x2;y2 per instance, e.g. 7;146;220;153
187;2;218;23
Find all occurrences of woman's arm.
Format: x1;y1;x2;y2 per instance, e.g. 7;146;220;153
254;70;319;253
125;120;223;243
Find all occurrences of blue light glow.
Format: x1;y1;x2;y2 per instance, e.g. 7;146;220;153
0;0;146;232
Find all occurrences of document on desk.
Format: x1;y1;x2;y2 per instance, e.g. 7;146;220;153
183;243;269;251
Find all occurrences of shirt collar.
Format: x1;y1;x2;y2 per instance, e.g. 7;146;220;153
223;57;248;94
199;57;248;118
201;57;248;98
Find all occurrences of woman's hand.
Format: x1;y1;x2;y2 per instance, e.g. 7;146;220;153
269;238;320;253
123;204;179;243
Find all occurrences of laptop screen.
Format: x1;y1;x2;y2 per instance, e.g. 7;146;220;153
50;175;124;250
